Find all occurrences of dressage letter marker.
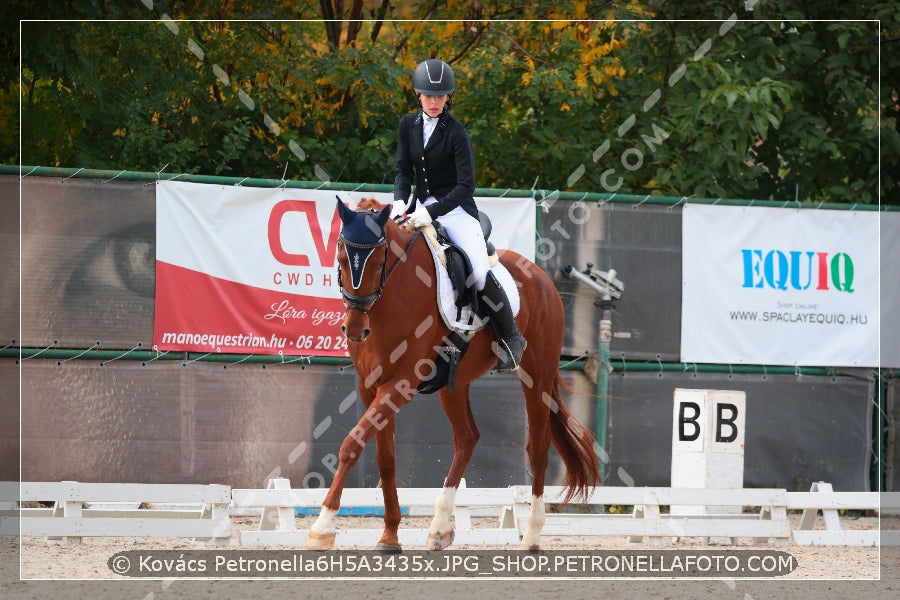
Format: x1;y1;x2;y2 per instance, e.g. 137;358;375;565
670;389;746;516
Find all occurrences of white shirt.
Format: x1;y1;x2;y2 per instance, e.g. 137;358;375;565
422;112;438;147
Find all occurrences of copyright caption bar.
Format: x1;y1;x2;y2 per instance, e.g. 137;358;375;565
108;549;797;579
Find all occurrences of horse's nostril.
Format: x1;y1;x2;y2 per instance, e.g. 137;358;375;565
361;329;371;340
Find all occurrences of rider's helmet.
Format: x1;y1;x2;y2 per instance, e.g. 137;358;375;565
411;59;456;96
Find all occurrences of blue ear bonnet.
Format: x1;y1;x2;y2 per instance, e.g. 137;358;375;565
341;212;386;247
337;199;391;290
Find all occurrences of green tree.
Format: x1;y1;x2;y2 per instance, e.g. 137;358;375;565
586;1;897;204
4;1;897;203
8;1;646;184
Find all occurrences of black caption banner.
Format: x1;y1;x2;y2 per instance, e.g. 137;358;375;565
108;550;797;579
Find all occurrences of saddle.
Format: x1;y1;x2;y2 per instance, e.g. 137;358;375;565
424;210;496;314
416;211;496;395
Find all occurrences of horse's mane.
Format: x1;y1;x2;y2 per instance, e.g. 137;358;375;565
353;197;411;240
356;197;385;211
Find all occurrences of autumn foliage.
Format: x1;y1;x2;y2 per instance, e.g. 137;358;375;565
6;0;897;203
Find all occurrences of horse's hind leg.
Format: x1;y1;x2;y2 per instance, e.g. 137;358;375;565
519;369;553;551
427;384;479;551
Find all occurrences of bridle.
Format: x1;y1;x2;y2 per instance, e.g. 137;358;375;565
337;219;421;315
336;236;388;314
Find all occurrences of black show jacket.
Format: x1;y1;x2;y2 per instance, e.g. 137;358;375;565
393;110;479;221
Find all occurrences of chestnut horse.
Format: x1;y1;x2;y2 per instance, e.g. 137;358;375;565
305;198;601;552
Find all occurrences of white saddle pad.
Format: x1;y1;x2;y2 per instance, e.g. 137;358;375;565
427;243;521;333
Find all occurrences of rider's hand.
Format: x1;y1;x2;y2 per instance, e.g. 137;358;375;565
390;200;407;220
408;207;433;227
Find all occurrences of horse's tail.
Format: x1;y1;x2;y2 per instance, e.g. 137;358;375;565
547;372;602;504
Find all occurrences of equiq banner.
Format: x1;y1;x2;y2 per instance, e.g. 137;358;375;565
680;204;879;367
153;181;535;357
881;212;900;368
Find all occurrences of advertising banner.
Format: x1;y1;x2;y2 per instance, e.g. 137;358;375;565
153;181;534;356
881;212;900;368
681;204;879;367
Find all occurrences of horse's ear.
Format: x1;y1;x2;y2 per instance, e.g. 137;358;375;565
375;205;391;227
362;205;391;238
336;197;354;225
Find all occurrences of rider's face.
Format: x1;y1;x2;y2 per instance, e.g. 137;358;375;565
418;93;449;118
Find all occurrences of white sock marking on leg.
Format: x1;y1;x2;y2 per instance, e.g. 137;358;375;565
310;507;338;535
521;494;545;548
429;487;457;535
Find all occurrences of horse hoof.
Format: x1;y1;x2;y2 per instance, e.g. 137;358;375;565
375;543;402;554
426;530;455;550
305;531;336;551
519;542;541;553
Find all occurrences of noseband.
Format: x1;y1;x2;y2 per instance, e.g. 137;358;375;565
337;226;421;315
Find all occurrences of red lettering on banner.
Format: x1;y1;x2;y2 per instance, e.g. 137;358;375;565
816;251;829;291
268;200;341;267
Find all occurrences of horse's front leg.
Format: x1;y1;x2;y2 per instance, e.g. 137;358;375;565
372;416;403;553
305;384;410;551
427;384;479;551
304;420;361;550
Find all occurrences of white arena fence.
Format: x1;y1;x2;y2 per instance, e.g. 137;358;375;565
1;480;896;547
0;481;231;545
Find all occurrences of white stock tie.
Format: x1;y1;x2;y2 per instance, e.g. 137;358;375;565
423;113;438;147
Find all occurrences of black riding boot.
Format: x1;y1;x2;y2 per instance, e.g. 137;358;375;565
478;272;527;372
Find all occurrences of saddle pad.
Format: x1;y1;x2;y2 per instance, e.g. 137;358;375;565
428;244;521;332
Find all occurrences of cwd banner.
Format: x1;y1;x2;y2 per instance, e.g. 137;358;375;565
680;204;879;367
153;180;534;357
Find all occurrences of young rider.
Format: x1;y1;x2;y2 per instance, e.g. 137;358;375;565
391;58;527;372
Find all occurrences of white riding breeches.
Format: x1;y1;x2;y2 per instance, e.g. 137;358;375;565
423;198;490;291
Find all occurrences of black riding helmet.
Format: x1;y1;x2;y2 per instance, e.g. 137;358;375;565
412;59;456;96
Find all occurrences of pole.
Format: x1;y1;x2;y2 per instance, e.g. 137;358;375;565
596;304;612;482
562;263;621;485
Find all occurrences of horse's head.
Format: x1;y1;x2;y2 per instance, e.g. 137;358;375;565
336;198;392;342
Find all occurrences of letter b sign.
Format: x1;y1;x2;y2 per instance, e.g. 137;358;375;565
671;389;747;507
672;389;746;454
678;401;703;444
715;403;740;444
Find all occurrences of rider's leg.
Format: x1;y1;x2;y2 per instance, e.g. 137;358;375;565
477;271;527;371
432;205;526;372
